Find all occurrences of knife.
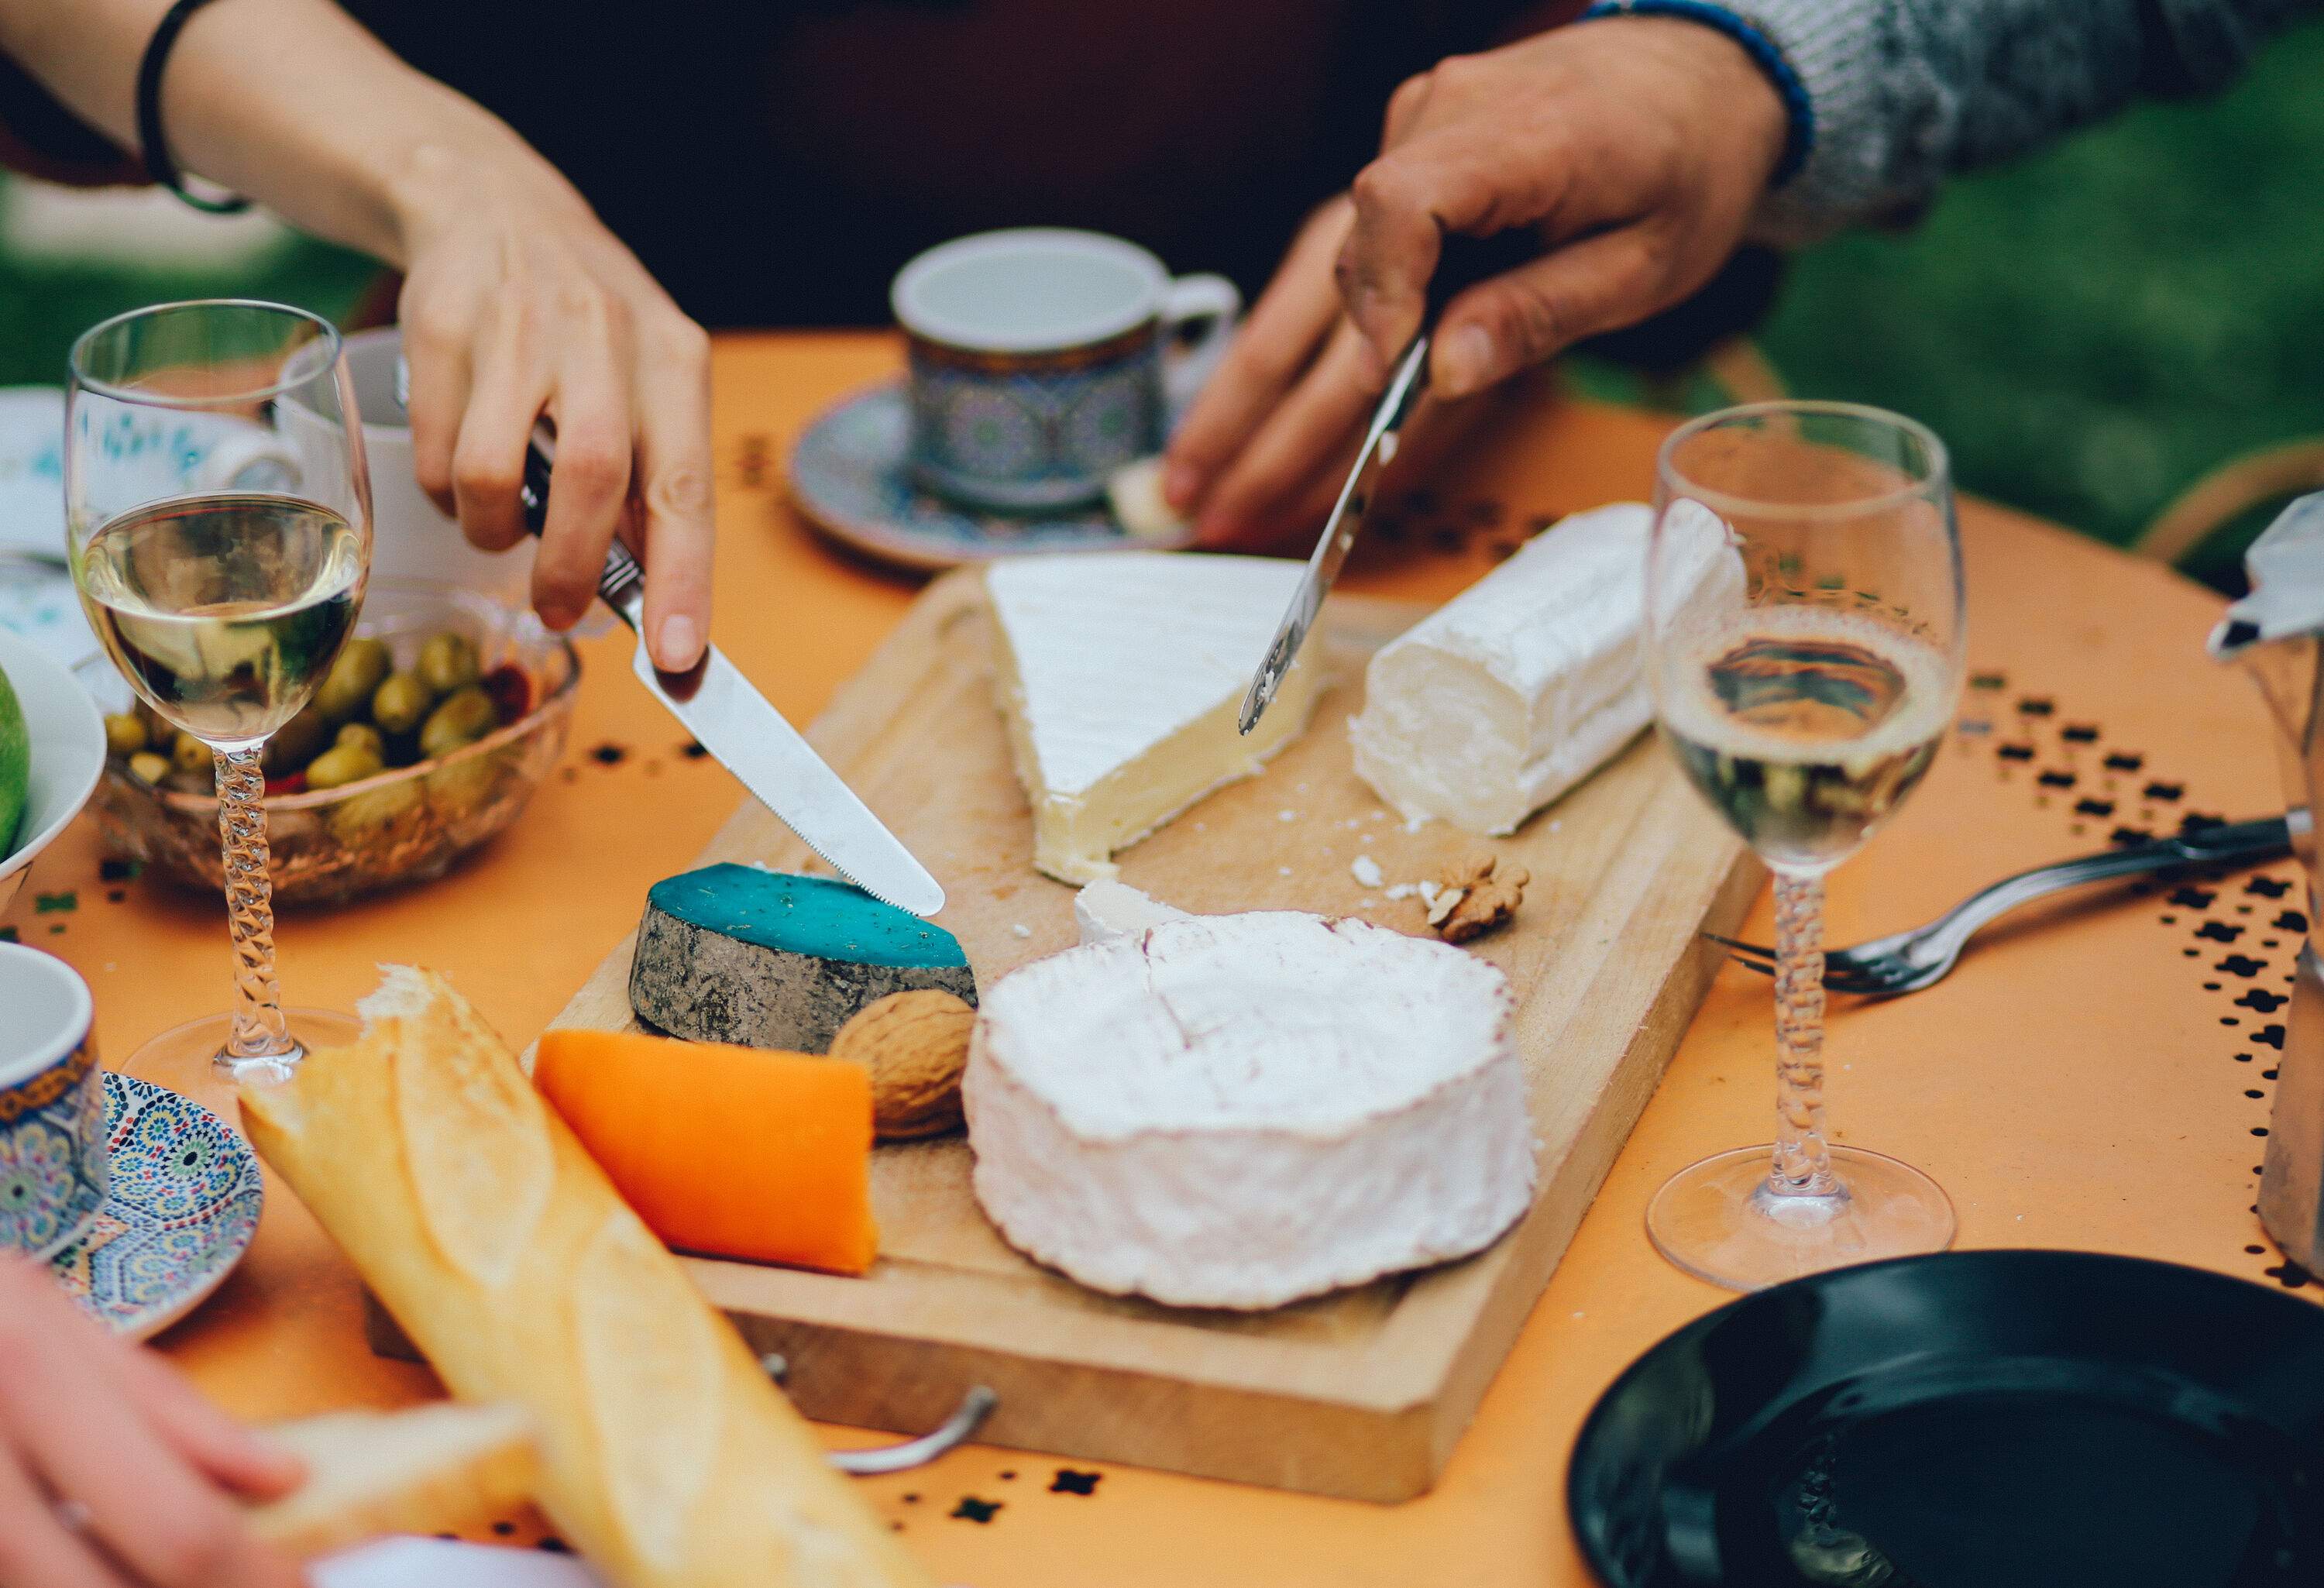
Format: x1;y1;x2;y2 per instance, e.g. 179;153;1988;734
513;437;947;918
390;358;944;916
1239;231;1540;735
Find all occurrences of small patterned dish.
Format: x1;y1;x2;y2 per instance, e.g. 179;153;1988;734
789;381;1192;570
49;1073;263;1340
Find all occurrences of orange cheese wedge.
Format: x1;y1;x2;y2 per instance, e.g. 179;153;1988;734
534;1029;878;1275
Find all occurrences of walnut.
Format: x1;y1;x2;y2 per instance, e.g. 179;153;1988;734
1432;853;1528;944
829;989;975;1139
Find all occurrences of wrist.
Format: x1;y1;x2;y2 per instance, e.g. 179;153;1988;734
375;89;583;267
1576;2;1808;187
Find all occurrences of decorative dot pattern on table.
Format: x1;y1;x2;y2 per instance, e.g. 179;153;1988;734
1961;672;2313;1292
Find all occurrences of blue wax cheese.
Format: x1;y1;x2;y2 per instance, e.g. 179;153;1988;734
627;863;975;1053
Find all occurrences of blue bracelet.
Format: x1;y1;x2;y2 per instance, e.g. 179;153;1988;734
1576;0;1814;187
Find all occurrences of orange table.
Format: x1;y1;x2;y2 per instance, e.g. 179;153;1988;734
7;332;2306;1585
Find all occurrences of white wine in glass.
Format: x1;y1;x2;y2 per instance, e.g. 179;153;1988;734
1644;402;1962;1291
67;301;373;1091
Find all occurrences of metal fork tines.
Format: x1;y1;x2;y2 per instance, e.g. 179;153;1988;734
1714;816;2295;998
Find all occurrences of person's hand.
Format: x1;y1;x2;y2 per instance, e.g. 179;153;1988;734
393;151;715;672
0;1256;303;1587
1166;16;1787;548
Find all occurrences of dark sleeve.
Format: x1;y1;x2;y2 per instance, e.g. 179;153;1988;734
0;49;141;186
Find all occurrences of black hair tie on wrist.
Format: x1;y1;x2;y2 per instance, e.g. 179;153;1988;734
136;0;250;214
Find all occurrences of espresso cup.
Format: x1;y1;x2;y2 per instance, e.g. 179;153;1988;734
0;944;106;1262
280;328;535;607
892;229;1240;511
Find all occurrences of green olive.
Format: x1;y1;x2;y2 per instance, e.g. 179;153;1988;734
371;671;435;736
416;631;482;696
170;731;211;777
335;721;385;758
418;686;498;761
304;742;387;791
126;751;171;785
328;778;425;844
264;705;329;777
313;636;393;724
103;713;149;758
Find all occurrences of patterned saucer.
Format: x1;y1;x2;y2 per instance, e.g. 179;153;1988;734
48;1074;263;1340
788;381;1191;570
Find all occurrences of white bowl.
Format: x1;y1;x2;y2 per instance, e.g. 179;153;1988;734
0;626;105;916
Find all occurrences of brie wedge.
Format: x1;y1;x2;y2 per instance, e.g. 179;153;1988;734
1349;501;1742;835
1071;879;1191;946
963;911;1533;1309
987;552;1326;883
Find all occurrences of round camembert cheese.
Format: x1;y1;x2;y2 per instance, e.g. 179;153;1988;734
963;911;1535;1308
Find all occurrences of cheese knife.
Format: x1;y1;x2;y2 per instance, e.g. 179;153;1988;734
393;359;946;917
1239;231;1539;735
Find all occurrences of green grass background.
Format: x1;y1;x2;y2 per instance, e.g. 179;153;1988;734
5;19;2319;589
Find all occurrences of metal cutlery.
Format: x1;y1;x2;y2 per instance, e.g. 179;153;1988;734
1714;816;2294;996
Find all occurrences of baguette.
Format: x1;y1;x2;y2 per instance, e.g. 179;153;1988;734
239;967;931;1588
249;1401;537;1559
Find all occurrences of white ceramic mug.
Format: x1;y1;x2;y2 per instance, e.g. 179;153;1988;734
0;945;106;1262
892;229;1240;511
280;328;535;607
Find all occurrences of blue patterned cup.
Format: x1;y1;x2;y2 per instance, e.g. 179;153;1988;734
0;945;106;1261
892;229;1240;511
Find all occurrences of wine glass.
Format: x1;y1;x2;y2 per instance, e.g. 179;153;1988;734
66;301;373;1087
1642;400;1962;1291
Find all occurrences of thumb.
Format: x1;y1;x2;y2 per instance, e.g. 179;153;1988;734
1430;225;1668;399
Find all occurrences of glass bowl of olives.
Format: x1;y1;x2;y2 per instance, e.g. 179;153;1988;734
90;579;579;906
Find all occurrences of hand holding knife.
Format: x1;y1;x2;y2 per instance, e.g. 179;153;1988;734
395;360;946;917
1240;230;1541;734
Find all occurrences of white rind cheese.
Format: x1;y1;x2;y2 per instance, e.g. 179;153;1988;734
987;552;1326;884
963;912;1534;1309
1071;879;1191;946
1349;501;1741;835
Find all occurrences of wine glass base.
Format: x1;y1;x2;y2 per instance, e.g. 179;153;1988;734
114;1009;365;1115
1646;1143;1955;1293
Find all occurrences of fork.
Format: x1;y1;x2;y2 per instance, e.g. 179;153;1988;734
1714;816;2295;997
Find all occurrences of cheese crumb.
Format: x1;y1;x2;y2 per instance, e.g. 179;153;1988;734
1404;813;1427;834
1277;809;1298;823
1418;879;1442;906
1011;923;1032;939
1385;883;1418;901
1277;865;1293;878
1550;820;1563;834
1350;854;1384;888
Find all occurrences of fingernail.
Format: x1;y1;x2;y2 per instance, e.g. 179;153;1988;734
656;614;702;670
537;602;579;633
1439;325;1495;398
1164;461;1202;510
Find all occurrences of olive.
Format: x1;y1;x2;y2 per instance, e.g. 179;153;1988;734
418;686;498;761
416;631;482;696
103;713;148;758
304;742;387;791
335;721;385;758
264;705;329;777
328;778;424;844
170;731;211;777
126;751;171;785
370;671;435;736
313;637;393;725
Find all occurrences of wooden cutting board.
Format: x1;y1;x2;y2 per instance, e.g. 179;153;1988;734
541;568;1758;1502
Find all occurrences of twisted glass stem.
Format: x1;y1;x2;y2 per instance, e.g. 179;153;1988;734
214;744;294;1065
1769;869;1836;1197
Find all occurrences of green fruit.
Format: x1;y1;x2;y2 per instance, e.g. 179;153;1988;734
335;721;384;758
170;731;211;778
416;631;482;696
328;778;424;844
0;665;27;857
264;705;329;777
304;742;386;790
370;672;435;736
126;751;171;786
313;638;392;725
103;713;149;758
418;686;498;761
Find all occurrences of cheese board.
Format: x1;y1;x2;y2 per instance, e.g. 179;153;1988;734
537;566;1760;1502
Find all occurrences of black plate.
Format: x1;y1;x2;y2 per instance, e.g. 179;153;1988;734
1569;1250;2324;1587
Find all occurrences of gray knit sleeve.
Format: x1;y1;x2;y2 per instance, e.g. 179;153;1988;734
1734;0;2320;244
